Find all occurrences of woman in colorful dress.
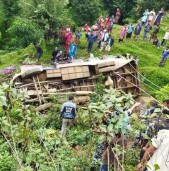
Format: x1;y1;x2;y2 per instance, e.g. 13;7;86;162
119;24;127;43
65;30;73;51
115;8;121;23
154;8;164;25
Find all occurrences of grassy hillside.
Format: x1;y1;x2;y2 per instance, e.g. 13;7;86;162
0;15;169;94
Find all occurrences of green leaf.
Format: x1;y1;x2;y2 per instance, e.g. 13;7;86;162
154;164;160;170
0;96;7;106
107;124;113;132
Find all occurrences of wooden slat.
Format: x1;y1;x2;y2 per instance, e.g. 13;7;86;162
27;89;43;96
46;70;53;74
69;73;76;79
68;67;75;73
60;68;69;74
98;61;115;68
75;66;83;73
83;72;90;77
82;66;89;72
62;74;70;80
98;66;115;73
47;73;54;78
76;73;83;78
53;73;61;77
33;77;42;104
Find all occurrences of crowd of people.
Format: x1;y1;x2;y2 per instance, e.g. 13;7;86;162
34;7;169;67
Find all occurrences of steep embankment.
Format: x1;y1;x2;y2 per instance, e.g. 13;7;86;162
0;15;169;93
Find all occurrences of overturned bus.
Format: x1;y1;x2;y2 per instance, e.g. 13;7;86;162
12;55;140;104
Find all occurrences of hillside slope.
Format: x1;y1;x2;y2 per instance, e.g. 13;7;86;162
0;15;169;94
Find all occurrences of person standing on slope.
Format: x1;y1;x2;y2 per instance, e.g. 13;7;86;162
159;46;169;67
60;96;76;137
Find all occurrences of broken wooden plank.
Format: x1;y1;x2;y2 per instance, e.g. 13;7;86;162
36;103;53;111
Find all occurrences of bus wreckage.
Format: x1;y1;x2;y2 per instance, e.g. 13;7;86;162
12;55;140;109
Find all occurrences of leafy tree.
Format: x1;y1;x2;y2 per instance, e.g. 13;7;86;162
0;1;5;45
7;17;43;48
0;1;5;26
0;0;20;47
19;0;73;30
69;0;103;26
103;0;136;22
135;0;169;14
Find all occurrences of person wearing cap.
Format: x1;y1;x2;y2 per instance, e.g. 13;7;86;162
60;96;76;137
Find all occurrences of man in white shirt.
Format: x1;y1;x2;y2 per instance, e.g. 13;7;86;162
136;129;169;171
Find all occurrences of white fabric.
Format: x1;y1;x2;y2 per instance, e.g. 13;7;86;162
163;32;169;40
147;129;169;171
148;11;156;21
103;32;109;42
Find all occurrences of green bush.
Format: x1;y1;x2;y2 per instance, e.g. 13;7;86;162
8;17;43;48
155;84;169;102
69;0;102;26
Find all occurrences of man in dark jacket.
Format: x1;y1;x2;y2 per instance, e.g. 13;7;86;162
34;44;43;60
87;31;96;53
133;22;142;41
51;47;59;62
60;96;76;137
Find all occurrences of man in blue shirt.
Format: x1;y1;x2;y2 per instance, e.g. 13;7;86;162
159;46;169;67
60;96;76;137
